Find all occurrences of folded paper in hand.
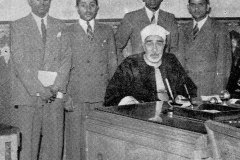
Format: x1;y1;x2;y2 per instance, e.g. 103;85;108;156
37;70;63;99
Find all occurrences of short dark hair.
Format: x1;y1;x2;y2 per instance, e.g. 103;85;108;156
188;0;209;4
76;0;98;6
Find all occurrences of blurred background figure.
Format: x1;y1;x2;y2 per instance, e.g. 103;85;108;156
226;30;240;98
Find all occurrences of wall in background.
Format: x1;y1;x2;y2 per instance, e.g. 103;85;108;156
0;0;240;21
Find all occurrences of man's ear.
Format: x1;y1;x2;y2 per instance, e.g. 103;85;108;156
96;6;99;12
207;5;211;14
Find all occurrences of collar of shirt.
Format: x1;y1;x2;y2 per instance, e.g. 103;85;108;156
31;12;48;36
78;18;95;34
145;6;160;24
143;54;162;68
193;15;208;30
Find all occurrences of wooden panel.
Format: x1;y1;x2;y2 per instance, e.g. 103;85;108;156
205;120;240;160
84;109;207;160
125;142;188;160
86;131;126;160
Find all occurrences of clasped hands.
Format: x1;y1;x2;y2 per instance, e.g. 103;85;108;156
39;86;58;103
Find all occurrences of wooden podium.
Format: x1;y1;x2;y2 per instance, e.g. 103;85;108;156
83;102;208;160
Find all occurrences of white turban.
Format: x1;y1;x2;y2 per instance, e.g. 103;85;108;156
140;24;170;42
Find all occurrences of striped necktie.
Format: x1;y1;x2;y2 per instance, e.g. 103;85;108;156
87;21;94;41
193;23;199;39
41;19;47;45
151;12;156;24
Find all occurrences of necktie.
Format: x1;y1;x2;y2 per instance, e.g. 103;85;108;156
41;19;47;45
151;12;156;24
154;67;169;101
87;21;94;41
193;23;199;39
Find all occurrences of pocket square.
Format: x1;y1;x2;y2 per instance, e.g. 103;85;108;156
57;32;62;38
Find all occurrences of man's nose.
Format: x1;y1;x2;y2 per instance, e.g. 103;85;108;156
153;44;157;52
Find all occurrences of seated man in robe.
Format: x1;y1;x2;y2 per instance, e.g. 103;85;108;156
104;24;197;106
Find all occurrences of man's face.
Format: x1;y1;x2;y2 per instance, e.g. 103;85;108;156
188;0;209;22
77;0;99;21
143;35;165;63
28;0;51;18
143;0;163;12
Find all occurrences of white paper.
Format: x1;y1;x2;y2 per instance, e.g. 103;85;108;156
38;70;57;87
37;71;63;99
201;95;222;103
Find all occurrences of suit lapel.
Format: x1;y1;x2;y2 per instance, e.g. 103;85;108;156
73;22;94;57
197;17;212;39
42;16;59;68
137;8;151;30
157;10;165;27
190;17;212;47
26;14;44;50
93;21;102;42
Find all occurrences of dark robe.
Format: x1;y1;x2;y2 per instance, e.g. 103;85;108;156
104;52;197;106
226;47;240;98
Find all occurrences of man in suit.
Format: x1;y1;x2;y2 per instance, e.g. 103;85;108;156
104;24;197;106
115;0;179;60
178;0;231;99
65;0;117;159
10;0;71;159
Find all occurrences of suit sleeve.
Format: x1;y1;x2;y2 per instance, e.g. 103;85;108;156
168;14;179;53
107;28;118;79
10;22;46;96
214;26;231;92
52;27;72;93
115;14;132;51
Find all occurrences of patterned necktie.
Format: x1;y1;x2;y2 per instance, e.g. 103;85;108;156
151;12;156;24
193;23;199;39
87;21;94;41
41;19;47;45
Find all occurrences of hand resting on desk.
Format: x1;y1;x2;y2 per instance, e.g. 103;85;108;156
174;95;191;107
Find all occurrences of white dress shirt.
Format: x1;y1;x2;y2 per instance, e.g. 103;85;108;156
193;15;208;30
145;7;160;24
78;18;95;34
144;56;169;101
31;13;48;36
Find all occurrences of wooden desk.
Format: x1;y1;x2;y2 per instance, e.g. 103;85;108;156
83;102;208;160
0;124;19;160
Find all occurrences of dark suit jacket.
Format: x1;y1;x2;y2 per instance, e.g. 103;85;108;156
104;52;197;106
178;17;231;98
10;14;72;106
67;20;117;104
115;8;179;56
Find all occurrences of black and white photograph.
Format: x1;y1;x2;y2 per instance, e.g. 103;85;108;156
0;0;240;160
